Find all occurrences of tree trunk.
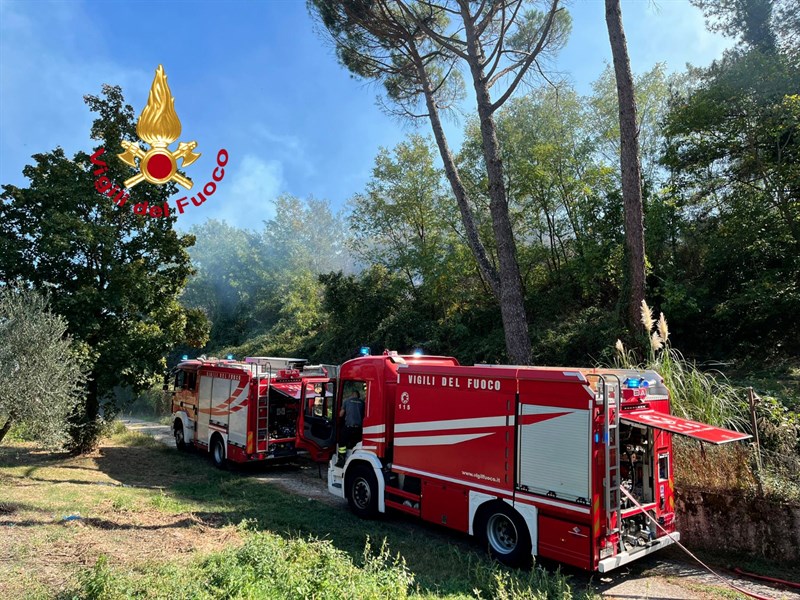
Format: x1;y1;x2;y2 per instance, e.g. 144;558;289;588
0;416;14;443
462;11;532;365
412;51;501;299
605;0;647;333
69;373;101;452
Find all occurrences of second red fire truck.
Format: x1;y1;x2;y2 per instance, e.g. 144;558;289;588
170;356;336;467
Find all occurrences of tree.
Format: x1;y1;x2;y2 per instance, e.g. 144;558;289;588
604;0;646;335
310;0;571;364
349;135;462;300
0;287;85;447
0;85;205;451
657;0;800;357
182;219;270;349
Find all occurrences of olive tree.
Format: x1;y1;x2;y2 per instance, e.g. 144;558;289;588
0;287;86;448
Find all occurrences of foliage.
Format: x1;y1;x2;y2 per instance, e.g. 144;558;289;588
0;85;206;451
0;286;85;448
349;135;461;300
62;529;599;600
616;301;800;500
310;0;574;364
657;5;800;360
184;2;799;418
182;195;351;358
68;534;413;600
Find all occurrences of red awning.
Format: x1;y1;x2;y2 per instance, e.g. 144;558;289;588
620;410;751;444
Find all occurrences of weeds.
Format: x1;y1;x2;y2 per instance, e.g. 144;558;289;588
64;534;600;600
65;534;414;600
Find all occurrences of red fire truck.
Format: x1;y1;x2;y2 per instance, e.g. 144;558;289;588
320;352;750;572
170;356;336;467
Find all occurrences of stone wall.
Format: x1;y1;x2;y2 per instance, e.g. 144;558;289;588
675;488;800;565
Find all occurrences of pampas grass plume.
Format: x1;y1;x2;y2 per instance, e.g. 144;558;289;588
640;300;655;333
658;312;669;344
651;331;664;351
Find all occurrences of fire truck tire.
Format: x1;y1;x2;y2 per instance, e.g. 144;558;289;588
476;503;532;568
210;435;227;470
173;420;187;451
346;464;379;519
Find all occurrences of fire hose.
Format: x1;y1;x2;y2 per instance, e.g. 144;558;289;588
619;487;776;600
732;568;800;590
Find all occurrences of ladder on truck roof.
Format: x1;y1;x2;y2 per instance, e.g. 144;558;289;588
596;374;623;553
245;358;302;448
245;357;307;372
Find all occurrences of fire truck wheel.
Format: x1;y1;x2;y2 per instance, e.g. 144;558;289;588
173;420;187;451
347;464;379;518
211;435;227;470
478;503;532;567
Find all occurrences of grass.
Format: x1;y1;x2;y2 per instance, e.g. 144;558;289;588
0;429;598;600
5;426;795;599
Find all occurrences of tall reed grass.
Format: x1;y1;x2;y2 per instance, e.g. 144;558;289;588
614;301;748;431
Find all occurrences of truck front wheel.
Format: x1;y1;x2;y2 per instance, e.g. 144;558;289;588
173;420;187;451
347;464;379;519
477;503;532;567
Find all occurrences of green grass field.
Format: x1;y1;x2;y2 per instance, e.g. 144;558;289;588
0;428;600;599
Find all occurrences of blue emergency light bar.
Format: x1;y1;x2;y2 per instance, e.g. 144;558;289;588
360;346;370;356
413;349;423;356
181;354;189;360
623;377;649;389
226;354;234;360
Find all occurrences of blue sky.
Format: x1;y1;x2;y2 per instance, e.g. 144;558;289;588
0;0;731;231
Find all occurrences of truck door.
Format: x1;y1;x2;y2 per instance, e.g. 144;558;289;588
297;381;337;461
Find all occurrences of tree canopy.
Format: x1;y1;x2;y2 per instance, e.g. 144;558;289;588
0;287;86;448
0;85;205;450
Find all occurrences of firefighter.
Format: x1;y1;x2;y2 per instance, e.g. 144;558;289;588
336;389;364;467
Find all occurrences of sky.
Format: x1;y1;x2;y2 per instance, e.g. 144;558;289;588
0;0;732;231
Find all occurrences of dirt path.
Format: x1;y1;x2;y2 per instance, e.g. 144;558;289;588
120;417;346;508
121;418;798;600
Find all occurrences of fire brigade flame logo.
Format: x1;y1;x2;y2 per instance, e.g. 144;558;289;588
117;65;201;189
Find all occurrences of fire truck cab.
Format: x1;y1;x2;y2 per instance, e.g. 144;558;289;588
170;356;337;467
324;352;750;572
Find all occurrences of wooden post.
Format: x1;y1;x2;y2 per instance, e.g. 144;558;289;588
748;387;764;496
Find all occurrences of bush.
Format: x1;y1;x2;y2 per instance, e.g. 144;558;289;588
0;286;86;449
66;533;413;600
615;301;800;502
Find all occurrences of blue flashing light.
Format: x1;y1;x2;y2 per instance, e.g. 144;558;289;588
413;348;423;356
623;377;650;389
594;433;599;443
359;346;370;356
226;354;234;360
181;354;189;361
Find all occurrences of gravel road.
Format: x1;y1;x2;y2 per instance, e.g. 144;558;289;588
121;417;799;600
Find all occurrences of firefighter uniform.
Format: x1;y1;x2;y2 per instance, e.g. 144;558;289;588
337;392;364;466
